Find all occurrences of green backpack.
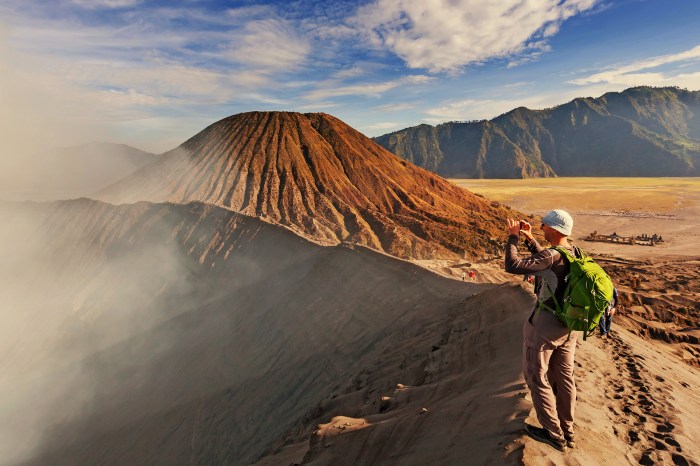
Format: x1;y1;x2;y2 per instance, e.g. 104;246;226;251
539;246;615;340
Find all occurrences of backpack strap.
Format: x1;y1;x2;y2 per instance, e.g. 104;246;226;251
537;247;568;313
536;247;575;339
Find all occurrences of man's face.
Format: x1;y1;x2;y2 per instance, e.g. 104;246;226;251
541;223;554;243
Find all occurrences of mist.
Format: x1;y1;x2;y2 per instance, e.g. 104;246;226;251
0;23;168;203
0;198;300;464
0;196;499;465
0;200;201;464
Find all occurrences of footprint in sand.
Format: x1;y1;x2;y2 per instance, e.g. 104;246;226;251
672;453;690;466
657;421;675;433
603;337;690;465
663;436;681;449
629;430;641;443
654;440;668;450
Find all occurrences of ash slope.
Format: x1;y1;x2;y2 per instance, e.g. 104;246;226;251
375;86;700;178
0;199;531;466
99;111;518;260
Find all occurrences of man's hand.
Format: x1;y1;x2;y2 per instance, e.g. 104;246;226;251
519;220;534;240
506;218;521;236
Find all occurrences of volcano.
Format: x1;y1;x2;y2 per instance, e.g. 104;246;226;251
99;112;519;260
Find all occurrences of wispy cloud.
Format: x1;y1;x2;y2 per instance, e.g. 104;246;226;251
304;75;433;100
423;85;617;122
0;2;315;152
350;0;600;72
332;66;368;79
363;121;400;131
375;103;415;112
425;99;505;123
227;19;311;72
569;44;700;88
71;0;143;8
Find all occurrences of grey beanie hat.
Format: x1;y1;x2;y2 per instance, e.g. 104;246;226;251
542;209;573;236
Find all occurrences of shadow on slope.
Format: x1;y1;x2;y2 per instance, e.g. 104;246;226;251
0;200;532;466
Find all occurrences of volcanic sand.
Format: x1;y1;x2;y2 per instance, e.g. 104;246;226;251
252;178;699;465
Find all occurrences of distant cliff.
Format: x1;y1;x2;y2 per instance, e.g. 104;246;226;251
375;86;700;178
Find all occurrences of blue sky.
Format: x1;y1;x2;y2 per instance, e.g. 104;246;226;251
1;0;699;153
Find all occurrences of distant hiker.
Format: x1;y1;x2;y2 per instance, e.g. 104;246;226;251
599;286;619;337
462;271;466;281
469;270;476;281
504;210;578;451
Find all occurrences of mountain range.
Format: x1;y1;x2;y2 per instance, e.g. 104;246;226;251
374;86;700;178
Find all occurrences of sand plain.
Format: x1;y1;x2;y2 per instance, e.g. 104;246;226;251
451;177;700;259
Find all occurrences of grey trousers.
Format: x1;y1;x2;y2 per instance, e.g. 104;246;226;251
522;309;578;440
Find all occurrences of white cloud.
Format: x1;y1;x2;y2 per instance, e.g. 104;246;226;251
225;5;276;20
332;66;367;79
425;98;507;123
375;102;415;112
363;121;400;131
423;81;671;124
304;75;433;100
312;23;357;41
228;19;311;72
507;47;550;68
569;44;700;88
351;0;599;72
71;0;143;8
296;101;341;111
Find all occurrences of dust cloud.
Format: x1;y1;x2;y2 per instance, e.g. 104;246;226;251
0;201;197;465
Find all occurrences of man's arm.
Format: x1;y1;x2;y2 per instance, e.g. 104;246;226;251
504;234;558;275
524;237;545;254
518;220;545;254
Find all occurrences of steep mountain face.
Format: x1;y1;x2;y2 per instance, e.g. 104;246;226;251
99;111;521;260
375;87;700;178
0;142;157;201
0;199;529;465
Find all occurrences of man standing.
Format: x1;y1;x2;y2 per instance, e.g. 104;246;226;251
504;209;578;451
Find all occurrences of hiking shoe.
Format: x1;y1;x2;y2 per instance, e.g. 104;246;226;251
525;424;567;451
564;434;576;448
